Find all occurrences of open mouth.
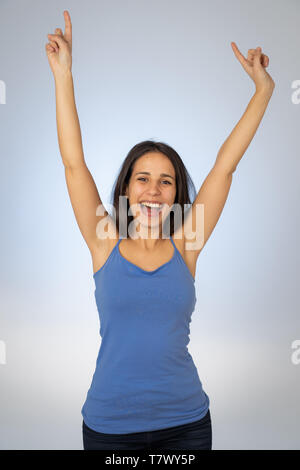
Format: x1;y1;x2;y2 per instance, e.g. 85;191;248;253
139;202;163;218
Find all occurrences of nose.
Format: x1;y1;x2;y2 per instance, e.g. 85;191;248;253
146;182;161;195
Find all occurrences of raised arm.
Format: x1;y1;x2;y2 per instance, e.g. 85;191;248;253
180;44;275;256
45;11;113;253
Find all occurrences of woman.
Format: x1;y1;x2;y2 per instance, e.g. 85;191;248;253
45;11;275;450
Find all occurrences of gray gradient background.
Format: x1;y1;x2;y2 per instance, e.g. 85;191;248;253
0;0;299;450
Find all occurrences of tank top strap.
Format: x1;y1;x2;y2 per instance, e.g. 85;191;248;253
115;237;122;254
169;235;176;249
169;235;175;246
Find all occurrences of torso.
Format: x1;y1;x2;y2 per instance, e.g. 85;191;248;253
90;229;198;281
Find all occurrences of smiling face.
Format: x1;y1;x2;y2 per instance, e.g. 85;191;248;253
125;152;177;236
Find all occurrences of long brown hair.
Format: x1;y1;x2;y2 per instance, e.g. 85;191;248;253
109;140;197;238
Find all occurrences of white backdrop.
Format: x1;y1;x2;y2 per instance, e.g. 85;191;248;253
0;0;299;449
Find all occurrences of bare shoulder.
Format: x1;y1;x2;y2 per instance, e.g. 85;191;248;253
171;227;199;280
89;216;120;275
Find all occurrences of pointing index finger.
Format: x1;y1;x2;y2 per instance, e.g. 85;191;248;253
63;10;72;43
231;42;247;67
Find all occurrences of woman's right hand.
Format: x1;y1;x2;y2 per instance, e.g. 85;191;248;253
45;10;72;78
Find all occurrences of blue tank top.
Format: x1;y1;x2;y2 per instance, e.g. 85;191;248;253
81;235;210;434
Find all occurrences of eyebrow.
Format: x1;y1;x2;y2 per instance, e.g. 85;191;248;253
134;171;175;180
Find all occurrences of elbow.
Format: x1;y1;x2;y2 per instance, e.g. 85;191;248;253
214;160;236;178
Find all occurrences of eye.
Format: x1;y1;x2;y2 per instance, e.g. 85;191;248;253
137;177;171;185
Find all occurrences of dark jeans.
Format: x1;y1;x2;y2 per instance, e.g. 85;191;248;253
82;409;212;450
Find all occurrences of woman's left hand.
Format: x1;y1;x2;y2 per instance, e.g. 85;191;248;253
231;42;275;93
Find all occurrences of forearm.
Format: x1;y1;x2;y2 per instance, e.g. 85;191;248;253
215;87;274;175
54;70;85;169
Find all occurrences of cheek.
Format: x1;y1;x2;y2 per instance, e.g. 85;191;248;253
168;187;176;201
130;183;142;196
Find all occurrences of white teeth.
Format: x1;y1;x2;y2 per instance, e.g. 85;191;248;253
140;202;162;208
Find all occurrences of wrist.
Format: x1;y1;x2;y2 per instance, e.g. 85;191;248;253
255;83;275;98
54;68;73;85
